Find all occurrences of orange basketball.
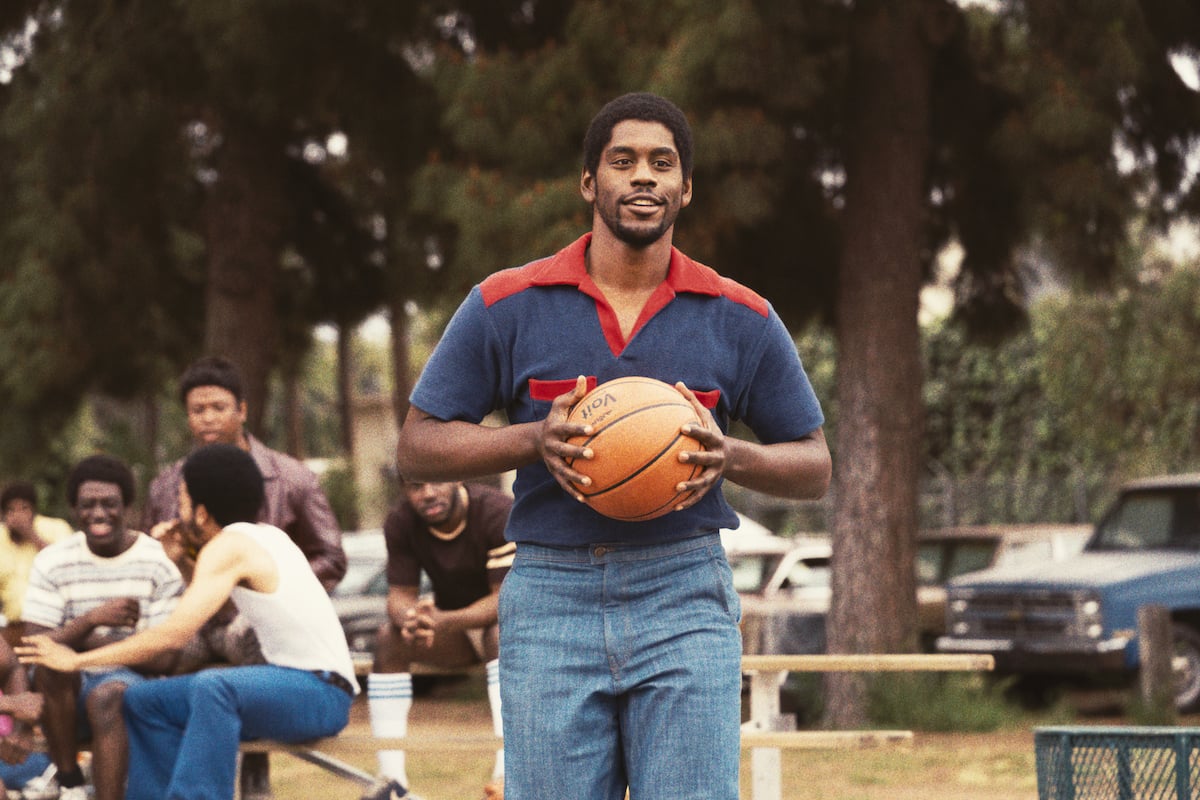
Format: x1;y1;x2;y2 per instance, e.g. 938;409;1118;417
565;376;705;522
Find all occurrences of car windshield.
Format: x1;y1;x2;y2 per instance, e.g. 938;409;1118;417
333;558;382;597
1092;489;1200;551
727;552;784;595
780;557;831;590
915;540;997;585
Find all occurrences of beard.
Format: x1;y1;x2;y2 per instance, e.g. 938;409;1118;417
594;194;680;248
179;516;207;558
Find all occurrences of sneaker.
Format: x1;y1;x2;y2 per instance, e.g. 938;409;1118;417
56;788;90;800
359;778;418;800
16;763;57;800
240;751;273;800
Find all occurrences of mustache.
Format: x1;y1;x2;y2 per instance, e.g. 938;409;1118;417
621;191;664;205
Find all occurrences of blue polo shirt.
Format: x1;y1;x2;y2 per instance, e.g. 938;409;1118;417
411;233;824;546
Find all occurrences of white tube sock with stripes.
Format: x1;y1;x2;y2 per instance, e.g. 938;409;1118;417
368;672;412;787
486;659;504;778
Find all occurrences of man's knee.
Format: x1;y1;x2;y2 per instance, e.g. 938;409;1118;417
373;621;415;670
86;681;129;729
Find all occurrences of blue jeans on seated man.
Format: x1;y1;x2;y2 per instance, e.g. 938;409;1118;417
0;750;54;791
499;532;743;800
121;665;352;800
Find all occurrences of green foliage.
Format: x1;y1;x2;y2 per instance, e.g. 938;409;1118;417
867;673;1019;733
319;459;360;532
921;316;1092;523
1035;260;1200;487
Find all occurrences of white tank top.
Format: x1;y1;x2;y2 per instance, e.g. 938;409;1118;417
227;522;357;692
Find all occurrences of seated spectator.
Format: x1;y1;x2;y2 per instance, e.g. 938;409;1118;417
0;635;53;797
18;443;357;800
0;481;72;644
144;355;347;799
20;455;183;800
364;477;514;800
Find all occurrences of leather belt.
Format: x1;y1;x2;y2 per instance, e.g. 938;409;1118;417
312;670;355;697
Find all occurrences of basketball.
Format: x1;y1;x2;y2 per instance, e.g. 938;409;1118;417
565;376;705;521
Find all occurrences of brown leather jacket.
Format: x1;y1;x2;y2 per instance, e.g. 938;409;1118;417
144;435;347;591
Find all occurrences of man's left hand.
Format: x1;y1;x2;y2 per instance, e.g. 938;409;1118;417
0;727;33;765
14;635;80;673
672;381;727;510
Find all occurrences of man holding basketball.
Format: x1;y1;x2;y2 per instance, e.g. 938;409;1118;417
396;92;831;800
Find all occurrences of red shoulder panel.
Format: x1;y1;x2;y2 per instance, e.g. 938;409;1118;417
715;275;769;317
480;263;546;307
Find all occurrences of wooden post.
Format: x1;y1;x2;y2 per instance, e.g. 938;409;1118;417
746;668;786;800
1138;604;1175;721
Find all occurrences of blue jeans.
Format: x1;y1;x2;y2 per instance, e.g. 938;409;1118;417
78;666;146;740
499;532;742;800
121;666;352;800
0;750;52;789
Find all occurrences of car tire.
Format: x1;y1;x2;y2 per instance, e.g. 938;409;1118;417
1172;623;1200;713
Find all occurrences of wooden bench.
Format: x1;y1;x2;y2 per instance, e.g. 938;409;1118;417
240;652;992;797
740;653;995;800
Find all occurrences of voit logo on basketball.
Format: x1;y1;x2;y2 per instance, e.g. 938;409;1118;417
575;390;620;427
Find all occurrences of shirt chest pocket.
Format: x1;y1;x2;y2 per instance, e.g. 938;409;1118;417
527;377;721;419
528;377;598;419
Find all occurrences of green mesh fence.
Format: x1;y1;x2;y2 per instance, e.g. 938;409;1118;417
1036;727;1200;800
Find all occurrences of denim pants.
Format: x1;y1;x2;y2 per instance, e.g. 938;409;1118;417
499;532;742;800
121;665;352;800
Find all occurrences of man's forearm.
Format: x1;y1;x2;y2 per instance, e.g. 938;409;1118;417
442;594;500;633
396;409;541;482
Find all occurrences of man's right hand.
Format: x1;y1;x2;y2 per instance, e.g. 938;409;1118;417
86;597;141;629
400;598;437;648
538;375;596;503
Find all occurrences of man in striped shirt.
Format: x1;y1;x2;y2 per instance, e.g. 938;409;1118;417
21;455;183;800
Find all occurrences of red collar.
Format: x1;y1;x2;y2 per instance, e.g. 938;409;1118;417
523;233;727;298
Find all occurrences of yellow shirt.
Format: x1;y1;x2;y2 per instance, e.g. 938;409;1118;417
0;515;73;623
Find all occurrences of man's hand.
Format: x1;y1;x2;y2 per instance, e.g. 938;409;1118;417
1;692;43;724
672;382;727;511
86;597;141;629
15;635;81;673
538;375;595;502
0;726;34;765
400;597;442;648
152;519;185;563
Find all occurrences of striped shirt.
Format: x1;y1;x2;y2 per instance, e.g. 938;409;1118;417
21;532;183;657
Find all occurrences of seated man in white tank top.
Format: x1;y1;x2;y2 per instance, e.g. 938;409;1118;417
16;443;357;800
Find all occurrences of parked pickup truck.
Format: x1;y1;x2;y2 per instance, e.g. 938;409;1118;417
937;474;1200;711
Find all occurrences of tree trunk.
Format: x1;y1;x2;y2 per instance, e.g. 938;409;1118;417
389;293;412;430
282;363;305;458
336;323;355;460
201;115;287;434
825;0;950;728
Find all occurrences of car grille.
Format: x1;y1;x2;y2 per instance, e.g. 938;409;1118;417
955;590;1084;640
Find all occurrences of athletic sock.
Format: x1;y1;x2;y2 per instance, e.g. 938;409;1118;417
368;672;412;786
486;658;504;778
58;765;85;788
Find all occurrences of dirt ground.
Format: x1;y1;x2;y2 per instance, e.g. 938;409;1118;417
267;682;1149;800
